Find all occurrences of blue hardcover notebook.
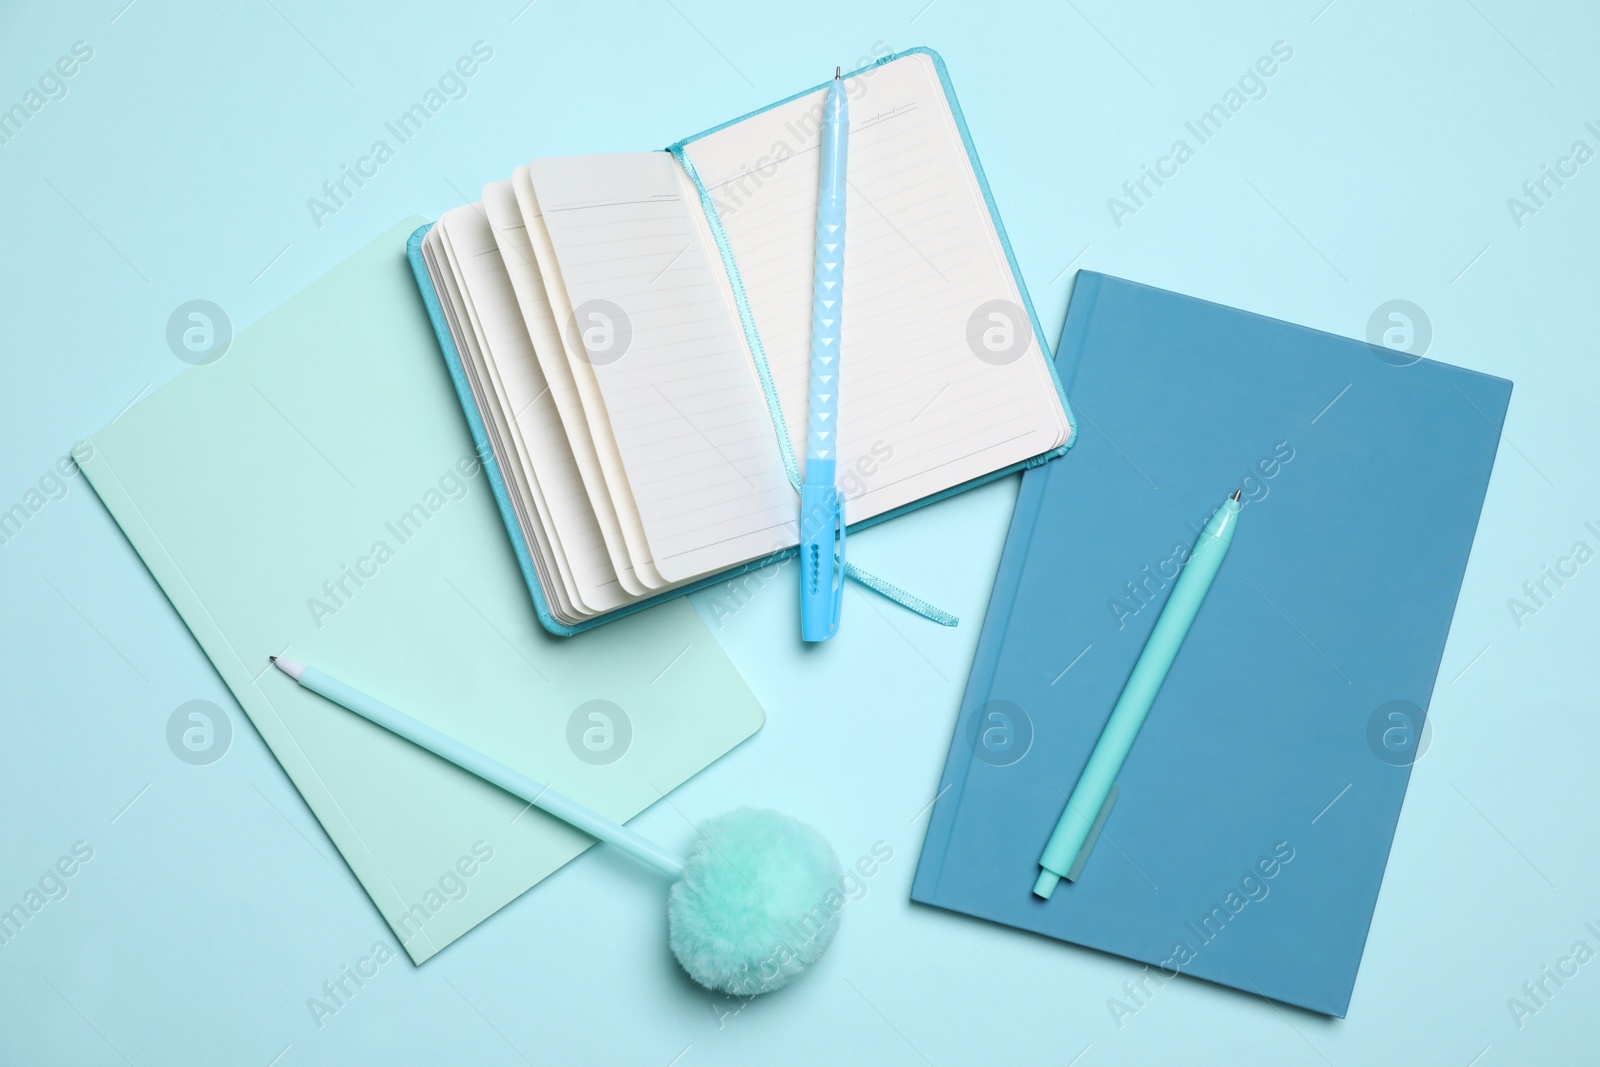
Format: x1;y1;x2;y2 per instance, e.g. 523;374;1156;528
407;48;1073;635
911;272;1512;1017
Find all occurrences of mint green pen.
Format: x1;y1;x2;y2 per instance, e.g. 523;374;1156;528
1034;490;1242;899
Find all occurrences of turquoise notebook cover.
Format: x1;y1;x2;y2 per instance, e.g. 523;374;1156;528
408;47;1075;636
911;272;1512;1017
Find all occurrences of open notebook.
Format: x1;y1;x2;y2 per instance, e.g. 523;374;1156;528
412;49;1073;634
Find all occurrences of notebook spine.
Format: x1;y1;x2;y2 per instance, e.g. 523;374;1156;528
1053;271;1104;390
912;462;1054;900
913;276;1102;899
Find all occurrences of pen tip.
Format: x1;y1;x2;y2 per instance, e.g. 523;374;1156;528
268;655;277;664
835;66;841;78
1231;489;1242;502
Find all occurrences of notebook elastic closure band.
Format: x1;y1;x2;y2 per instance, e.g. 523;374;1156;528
666;141;956;628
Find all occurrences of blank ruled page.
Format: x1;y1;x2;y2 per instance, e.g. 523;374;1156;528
513;168;666;593
483;177;646;600
435;205;627;615
422;223;577;621
529;153;796;582
681;52;1069;521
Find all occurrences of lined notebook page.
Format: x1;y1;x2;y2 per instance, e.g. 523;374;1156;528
482;178;643;603
435;207;628;615
513;167;667;593
421;223;577;621
682;52;1068;521
529;153;796;582
431;216;575;618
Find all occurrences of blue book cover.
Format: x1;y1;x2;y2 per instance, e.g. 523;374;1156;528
910;272;1512;1017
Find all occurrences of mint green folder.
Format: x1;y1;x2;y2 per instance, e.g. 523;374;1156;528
80;220;765;963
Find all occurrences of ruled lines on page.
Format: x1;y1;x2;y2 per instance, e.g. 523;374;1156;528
483;178;645;602
529;153;795;583
438;202;628;616
682;52;1070;522
422;221;579;620
514;166;668;592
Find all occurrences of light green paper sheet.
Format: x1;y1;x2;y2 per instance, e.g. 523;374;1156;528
80;220;765;964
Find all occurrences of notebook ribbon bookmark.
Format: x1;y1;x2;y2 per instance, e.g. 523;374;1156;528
667;141;956;628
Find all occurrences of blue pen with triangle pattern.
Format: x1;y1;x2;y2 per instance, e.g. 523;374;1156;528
799;68;849;641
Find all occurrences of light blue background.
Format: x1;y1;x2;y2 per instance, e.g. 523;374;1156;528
2;1;1595;1063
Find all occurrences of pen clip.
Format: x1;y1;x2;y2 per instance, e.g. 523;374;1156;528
799;483;845;641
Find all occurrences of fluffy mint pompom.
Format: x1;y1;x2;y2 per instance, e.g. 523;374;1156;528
667;808;843;996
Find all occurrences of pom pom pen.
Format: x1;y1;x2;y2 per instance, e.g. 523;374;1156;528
799;67;848;641
269;655;843;996
1034;490;1243;898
